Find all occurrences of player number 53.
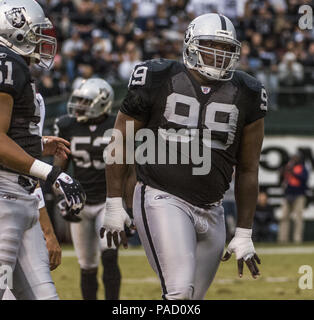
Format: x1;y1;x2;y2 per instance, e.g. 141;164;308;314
71;136;111;169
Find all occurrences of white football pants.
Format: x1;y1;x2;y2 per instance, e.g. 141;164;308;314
133;182;226;300
0;170;58;300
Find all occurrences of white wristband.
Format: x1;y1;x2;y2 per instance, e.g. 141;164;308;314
29;160;53;181
33;187;45;209
106;197;124;209
235;227;252;238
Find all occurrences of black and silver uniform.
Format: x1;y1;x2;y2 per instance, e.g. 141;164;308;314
54;114;115;204
0;46;42;171
120;59;267;208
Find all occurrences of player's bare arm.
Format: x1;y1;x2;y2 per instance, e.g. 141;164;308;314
235;118;264;229
106;112;144;197
34;183;62;271
123;164;137;210
101;111;144;248
39;205;62;271
0;92;37;173
222;118;264;279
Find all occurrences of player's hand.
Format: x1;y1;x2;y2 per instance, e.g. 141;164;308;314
46;166;86;215
42;136;71;160
45;234;62;271
221;227;261;279
100;197;133;249
57;197;82;223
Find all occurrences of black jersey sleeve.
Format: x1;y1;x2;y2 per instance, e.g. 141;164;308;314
120;59;175;123
54;115;72;139
0;57;27;99
119;62;153;123
120;88;151;123
245;84;267;124
242;74;268;125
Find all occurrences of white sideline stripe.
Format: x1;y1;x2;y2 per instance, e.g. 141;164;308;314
257;247;314;255
122;277;291;285
62;249;146;257
61;247;314;257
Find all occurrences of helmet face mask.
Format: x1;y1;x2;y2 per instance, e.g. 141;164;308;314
67;78;114;122
0;0;57;69
183;14;241;81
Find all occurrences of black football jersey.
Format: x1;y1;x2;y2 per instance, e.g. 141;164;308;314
120;59;267;207
54;114;116;204
0;46;42;172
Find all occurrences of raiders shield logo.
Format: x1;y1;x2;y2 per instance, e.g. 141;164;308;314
5;7;26;29
201;86;211;94
89;125;97;132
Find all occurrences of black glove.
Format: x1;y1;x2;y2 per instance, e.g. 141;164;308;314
46;166;86;215
56;197;82;223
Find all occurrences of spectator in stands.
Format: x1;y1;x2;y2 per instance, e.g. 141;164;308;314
302;42;314;85
61;29;84;81
74;40;95;70
256;37;279;110
96;0;135;37
51;0;77;40
118;41;142;81
141;18;162;60
247;32;263;73
278;153;309;244
253;191;277;242
91;29;112;55
71;0;95;39
238;41;253;74
52;0;76;15
37;73;61;98
186;0;220;19
132;0;164;31
278;52;304;107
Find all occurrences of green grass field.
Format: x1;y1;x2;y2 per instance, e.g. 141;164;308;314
52;243;314;300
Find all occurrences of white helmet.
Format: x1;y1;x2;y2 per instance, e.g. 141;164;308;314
0;0;57;69
67;78;114;122
183;13;241;81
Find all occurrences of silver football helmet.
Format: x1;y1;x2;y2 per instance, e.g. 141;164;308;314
67;78;114;122
0;0;57;69
183;13;241;81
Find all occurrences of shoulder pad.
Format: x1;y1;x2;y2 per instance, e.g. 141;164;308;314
0;46;29;71
55;114;75;131
232;70;262;93
0;46;29;98
145;58;177;72
128;59;180;90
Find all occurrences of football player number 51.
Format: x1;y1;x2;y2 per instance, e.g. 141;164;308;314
0;61;13;85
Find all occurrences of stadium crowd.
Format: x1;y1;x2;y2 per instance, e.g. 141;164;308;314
34;0;314;111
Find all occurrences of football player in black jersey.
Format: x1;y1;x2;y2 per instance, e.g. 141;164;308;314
54;78;130;300
0;0;86;300
101;13;267;300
